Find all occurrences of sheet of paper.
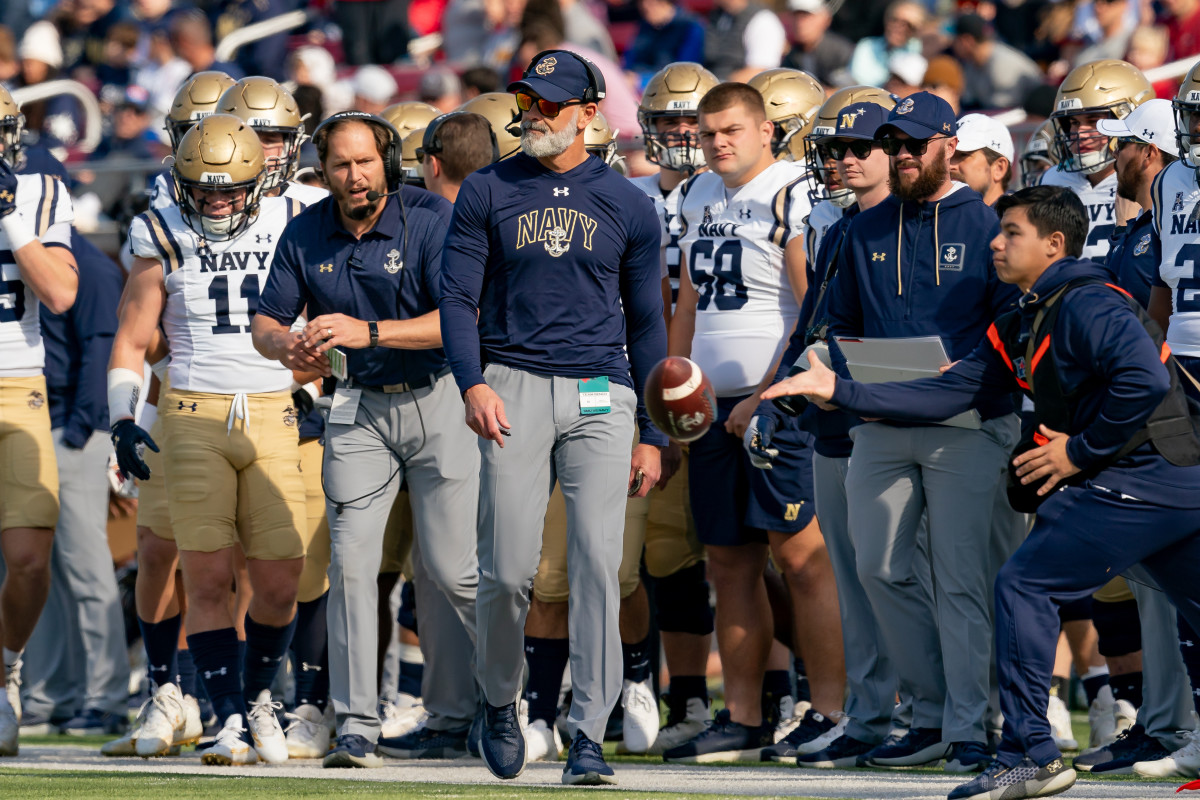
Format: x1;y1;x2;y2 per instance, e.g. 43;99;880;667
835;335;982;430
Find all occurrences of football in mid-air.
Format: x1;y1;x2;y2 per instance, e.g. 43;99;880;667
645;357;717;443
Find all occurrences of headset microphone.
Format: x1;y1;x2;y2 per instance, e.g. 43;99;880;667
365;188;403;202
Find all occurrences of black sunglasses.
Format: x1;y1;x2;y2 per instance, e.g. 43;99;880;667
827;139;877;160
415;146;438;163
515;91;583;119
880;135;949;157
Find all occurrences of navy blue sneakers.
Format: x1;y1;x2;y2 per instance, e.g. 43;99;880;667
480;702;525;779
563;730;616;785
948;756;1076;800
862;726;949;767
322;733;383;768
662;709;772;763
377;724;469;759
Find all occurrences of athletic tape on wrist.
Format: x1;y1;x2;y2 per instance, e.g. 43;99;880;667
1;213;36;252
108;368;144;428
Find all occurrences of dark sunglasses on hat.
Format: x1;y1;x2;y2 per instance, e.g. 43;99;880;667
880;135;949;157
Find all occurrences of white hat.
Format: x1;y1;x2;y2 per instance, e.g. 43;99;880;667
292;46;336;89
888;52;928;88
955;113;1015;162
353;65;398;104
1097;99;1177;152
18;21;63;70
788;0;827;11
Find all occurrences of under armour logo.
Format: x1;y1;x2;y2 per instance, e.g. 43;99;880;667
0;190;12;203
178;401;197;412
872;252;886;261
300;662;323;672
738;207;752;220
553;187;569;197
1144;129;1153;140
256;233;272;244
319;263;333;272
204;667;227;679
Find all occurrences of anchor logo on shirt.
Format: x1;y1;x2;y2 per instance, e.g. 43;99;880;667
544;225;571;257
384;248;403;273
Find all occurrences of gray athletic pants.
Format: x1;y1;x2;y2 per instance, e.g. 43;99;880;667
324;373;480;740
475;364;635;744
1127;569;1193;752
410;536;478;725
847;415;1017;743
23;430;129;719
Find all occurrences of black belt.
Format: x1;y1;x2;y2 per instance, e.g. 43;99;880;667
354;366;451;394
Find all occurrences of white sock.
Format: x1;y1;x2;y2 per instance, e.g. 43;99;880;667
2;648;20;672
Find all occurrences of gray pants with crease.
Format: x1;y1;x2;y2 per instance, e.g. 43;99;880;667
475;364;635;744
324;374;480;740
1126;567;1193;752
22;430;130;719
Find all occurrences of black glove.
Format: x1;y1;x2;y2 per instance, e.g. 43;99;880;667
0;158;17;218
111;419;159;481
292;385;315;417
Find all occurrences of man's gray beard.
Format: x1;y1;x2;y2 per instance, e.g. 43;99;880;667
521;108;580;158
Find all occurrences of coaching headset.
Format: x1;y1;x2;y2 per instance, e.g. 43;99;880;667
520;49;607;104
420;111;500;165
311;110;404;192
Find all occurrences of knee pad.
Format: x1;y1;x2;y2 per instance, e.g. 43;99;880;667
1092;598;1141;658
652;561;713;636
397;579;418;635
1058;596;1093;623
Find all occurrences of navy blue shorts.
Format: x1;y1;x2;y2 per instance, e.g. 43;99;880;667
688;395;816;546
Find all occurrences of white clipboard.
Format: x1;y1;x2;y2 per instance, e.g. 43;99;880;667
835;335;982;430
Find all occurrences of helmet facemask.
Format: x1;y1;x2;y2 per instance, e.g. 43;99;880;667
175;173;264;240
1052;107;1130;175
640;112;705;173
803;133;853;207
0;113;24;169
254;126;305;193
769;116;805;162
1174;97;1200;169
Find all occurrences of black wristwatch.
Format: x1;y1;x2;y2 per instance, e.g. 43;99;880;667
368;320;379;348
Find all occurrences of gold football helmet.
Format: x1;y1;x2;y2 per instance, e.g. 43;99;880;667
1050;59;1152;174
217;77;306;192
381;102;440;140
400;128;426;187
748;68;825;162
1020;120;1058;188
172;114;266;240
637;62;718;173
584;111;625;174
0;85;24;167
166;71;238;151
805;86;896;207
1174;61;1200;168
458;93;522;160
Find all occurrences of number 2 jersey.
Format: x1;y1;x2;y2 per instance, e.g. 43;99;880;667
678;160;810;397
128;196;309;393
1039;166;1118;261
0;174;73;377
1153;159;1200;356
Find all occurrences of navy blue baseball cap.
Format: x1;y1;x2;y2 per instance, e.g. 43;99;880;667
508;50;599;103
876;91;957;140
827;102;890;141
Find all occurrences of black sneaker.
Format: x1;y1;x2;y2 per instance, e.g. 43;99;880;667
944;740;992;773
947;756;1076;800
480;702;525;780
60;708;129;737
322;733;383;768
562;730;616;785
377;724;469;759
761;709;843;761
467;703;482;758
863;726;949;767
1087;725;1170;774
662;709;772;764
797;733;876;769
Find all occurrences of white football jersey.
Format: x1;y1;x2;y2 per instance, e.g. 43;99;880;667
805;199;842;268
678;160;806;397
152;173;326;209
629;174;686;310
1039;167;1118;261
1152;160;1200;356
0;173;74;376
128;195;310;393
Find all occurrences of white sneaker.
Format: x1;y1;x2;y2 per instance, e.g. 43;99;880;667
4;658;20;723
1048;695;1078;752
177;695;202;746
380;694;427;739
523;718;562;761
285;703;332;759
796;710;851;756
103;699;152;757
1087;686;1116;750
0;704;16;757
137;683;187;757
774;695;803;743
647;697;709;755
202;714;259;766
1114;698;1137;738
620;678;660;754
1135;728;1200;778
247;689;288;763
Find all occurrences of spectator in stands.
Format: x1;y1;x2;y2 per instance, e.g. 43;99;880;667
212;0;291;81
352;64;398;116
1127;25;1176;100
952;12;1044;111
420;67;463;113
91;86;160;161
461;65;501;98
884;50;926;99
61;0;132;74
1073;0;1137;65
560;0;618;61
848;0;924;87
133;23;189;129
288;45;351;116
442;0;491;63
703;0;787;80
168;9;243;79
922;53;964;115
0;27;17;84
95;21;139;92
0;6;31;44
623;0;705;89
782;0;852;88
1159;0;1200;61
481;0;526;73
336;0;412;65
18;21;84;152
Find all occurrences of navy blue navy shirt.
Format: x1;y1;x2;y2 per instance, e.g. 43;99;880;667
831;258;1200;507
440;152;668;446
41;230;123;448
1107;210;1160;309
401;185;454;224
258;193;450;386
827;183;1020;422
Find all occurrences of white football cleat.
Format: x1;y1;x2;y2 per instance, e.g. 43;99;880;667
1048;695;1078;752
0;704;16;757
202;714;259;766
103;698;152;757
247;689;288;763
380;694;427;740
138;683;187;757
4;657;21;723
285;703;332;759
620;678;660;754
1087;686;1116;750
177;694;203;746
774;695;803;742
647;697;709;755
1134;728;1200;778
524;718;563;762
